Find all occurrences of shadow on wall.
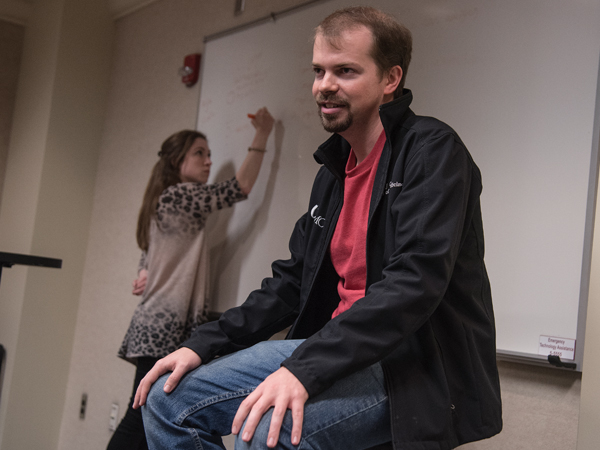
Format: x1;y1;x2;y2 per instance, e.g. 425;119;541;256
207;120;285;313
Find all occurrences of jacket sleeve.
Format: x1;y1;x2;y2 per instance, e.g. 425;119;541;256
180;212;309;363
281;131;480;397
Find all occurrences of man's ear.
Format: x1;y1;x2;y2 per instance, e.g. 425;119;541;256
384;65;403;96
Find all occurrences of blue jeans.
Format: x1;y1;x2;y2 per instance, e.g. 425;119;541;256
142;340;392;449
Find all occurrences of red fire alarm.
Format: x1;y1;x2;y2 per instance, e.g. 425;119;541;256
179;53;201;87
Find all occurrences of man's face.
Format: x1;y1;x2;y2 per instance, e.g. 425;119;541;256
312;26;390;136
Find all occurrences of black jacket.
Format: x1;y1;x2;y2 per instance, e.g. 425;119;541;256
183;90;502;449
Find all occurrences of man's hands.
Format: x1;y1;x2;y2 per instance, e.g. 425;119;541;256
133;347;201;409
133;347;308;449
232;367;308;448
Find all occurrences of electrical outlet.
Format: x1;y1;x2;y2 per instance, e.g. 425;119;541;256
109;403;119;431
79;393;87;419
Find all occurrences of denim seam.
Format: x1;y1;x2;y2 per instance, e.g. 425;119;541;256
188;427;204;450
300;394;388;444
175;388;256;425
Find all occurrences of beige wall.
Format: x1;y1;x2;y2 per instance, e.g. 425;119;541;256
0;21;24;210
0;0;597;449
0;0;113;448
0;17;24;444
463;362;581;450
577;144;600;448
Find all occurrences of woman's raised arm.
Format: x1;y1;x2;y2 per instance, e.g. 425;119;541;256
236;107;275;195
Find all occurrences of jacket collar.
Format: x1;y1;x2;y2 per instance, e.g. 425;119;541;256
314;89;414;181
379;89;414;140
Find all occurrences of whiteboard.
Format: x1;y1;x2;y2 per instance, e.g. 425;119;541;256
198;0;600;369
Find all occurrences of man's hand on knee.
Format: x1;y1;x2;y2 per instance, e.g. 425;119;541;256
133;347;202;408
232;367;308;448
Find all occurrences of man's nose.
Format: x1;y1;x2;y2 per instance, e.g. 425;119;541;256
317;73;339;94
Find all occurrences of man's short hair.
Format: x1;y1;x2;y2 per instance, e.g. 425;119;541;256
316;6;412;98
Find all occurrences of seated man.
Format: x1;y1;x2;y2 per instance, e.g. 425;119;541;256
134;6;502;450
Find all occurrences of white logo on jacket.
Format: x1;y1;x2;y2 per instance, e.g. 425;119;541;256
311;205;325;228
385;181;403;195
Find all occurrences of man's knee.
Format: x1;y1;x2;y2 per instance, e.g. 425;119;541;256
143;374;170;415
234;411;274;450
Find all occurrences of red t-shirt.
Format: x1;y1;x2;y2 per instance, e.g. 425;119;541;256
330;130;386;318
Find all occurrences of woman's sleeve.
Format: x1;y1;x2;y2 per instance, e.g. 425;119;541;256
156;178;247;229
204;177;248;211
137;251;148;273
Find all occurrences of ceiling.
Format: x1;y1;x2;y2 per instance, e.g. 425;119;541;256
0;0;160;24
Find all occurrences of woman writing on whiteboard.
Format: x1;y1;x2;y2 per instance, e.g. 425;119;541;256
107;107;274;450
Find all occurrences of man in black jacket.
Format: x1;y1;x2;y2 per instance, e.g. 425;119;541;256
134;6;502;450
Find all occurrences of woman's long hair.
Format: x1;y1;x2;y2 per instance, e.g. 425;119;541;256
136;130;207;251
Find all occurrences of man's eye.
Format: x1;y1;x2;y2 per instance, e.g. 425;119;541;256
341;68;354;74
313;67;323;76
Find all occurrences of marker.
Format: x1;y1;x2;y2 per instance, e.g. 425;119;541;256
247;114;256;119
